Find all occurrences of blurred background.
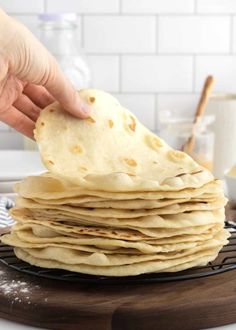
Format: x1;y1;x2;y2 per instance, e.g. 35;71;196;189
1;0;235;149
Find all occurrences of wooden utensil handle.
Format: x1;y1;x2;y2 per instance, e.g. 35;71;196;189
182;75;215;155
194;76;214;123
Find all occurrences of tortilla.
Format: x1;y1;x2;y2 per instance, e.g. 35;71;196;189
0;89;228;276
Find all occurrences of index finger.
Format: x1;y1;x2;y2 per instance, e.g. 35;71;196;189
43;61;91;118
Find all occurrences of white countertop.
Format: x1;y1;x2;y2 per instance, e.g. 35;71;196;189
0;319;45;329
0;318;235;330
0;151;44;181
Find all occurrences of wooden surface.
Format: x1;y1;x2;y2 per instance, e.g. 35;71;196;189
0;204;236;330
0;259;236;330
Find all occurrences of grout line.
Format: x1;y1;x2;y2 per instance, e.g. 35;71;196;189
156;15;159;53
154;94;159;132
95;90;123;94
11;13;41;18
192;55;196;92
230;15;234;54
8;12;236;17
194;0;197;14
119;0;122;14
110;91;195;95
112;92;200;96
80;14;84;48
75;13;236;17
85;52;229;56
118;55;122;93
43;0;47;13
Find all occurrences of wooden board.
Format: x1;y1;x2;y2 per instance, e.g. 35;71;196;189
0;204;236;330
0;260;236;330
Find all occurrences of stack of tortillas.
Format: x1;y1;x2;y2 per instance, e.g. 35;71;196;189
1;89;230;276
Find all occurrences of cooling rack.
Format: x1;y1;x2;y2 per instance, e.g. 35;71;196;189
0;221;235;284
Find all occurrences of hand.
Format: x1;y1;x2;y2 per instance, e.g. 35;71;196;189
0;9;90;138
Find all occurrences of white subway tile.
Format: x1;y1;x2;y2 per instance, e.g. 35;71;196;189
197;0;236;13
122;0;194;13
12;15;82;48
157;94;199;113
11;15;82;51
232;17;236;53
195;56;236;93
46;0;119;13
122;56;193;92
113;94;156;130
156;94;199;129
11;15;40;38
0;0;44;14
0;132;23;150
159;16;230;54
0;122;10;132
88;56;119;92
84;16;156;53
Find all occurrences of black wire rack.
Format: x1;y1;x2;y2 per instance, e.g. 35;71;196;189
0;221;236;285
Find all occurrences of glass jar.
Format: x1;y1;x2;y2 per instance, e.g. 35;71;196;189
24;13;91;150
38;13;90;89
159;111;215;171
206;94;236;178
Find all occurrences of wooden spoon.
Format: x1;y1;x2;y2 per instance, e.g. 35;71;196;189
183;75;215;155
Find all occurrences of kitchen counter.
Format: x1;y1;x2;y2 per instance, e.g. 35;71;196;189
0;318;235;330
0;319;44;329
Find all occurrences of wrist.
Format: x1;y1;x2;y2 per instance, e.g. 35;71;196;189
0;8;10;23
0;10;19;50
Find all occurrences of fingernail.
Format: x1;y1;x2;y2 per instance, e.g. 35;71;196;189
80;102;91;115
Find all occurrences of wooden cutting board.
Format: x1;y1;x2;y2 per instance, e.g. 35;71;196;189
1;204;236;330
0;260;236;330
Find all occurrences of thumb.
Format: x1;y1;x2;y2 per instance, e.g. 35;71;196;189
43;59;91;118
0;10;91;118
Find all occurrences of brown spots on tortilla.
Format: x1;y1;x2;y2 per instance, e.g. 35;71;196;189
48;160;54;165
168;150;187;162
86;117;96;124
80;166;88;171
145;135;165;150
175;172;185;178
49;109;54;113
127;173;136;176
124;158;137;167
89;96;96;103
40;122;45;126
128;116;136;132
70;145;83;154
153;137;164;148
108;119;114;128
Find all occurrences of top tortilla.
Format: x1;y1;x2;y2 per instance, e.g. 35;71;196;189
35;89;213;192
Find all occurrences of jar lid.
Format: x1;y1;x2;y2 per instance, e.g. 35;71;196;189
159;111;215;126
38;13;77;22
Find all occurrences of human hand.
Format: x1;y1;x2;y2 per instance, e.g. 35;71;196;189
0;9;90;138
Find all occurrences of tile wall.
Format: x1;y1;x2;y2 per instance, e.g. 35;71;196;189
0;0;235;148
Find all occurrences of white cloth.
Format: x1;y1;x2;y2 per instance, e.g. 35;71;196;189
0;197;15;228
